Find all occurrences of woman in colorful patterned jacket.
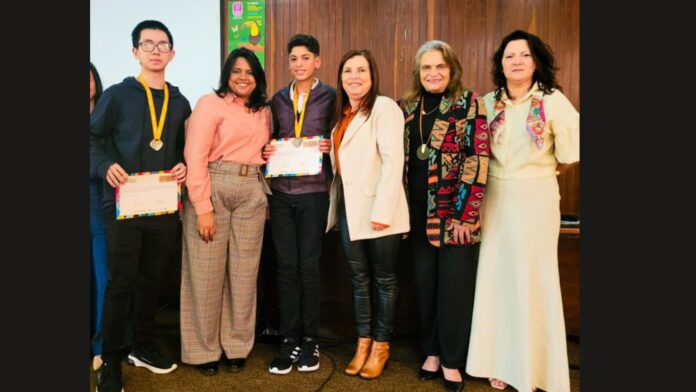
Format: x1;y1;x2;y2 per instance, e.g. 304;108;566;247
399;40;490;392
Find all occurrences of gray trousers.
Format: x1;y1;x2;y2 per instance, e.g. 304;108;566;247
180;161;269;364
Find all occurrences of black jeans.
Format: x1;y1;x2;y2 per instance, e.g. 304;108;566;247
409;197;479;369
269;191;329;340
338;196;400;342
100;213;180;361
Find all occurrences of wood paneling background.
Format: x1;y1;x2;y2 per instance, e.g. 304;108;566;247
219;0;582;340
258;0;579;215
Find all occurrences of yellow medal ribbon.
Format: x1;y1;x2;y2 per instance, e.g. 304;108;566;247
137;74;169;151
292;83;311;140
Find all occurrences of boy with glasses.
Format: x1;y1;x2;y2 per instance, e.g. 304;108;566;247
262;34;336;375
90;19;191;392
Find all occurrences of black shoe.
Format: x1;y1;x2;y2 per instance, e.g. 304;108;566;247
268;337;301;374
442;378;465;392
419;367;442;381
197;361;219;376
297;336;320;372
227;357;246;373
96;360;123;392
127;345;178;374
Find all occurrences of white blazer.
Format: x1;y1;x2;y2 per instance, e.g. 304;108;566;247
326;96;410;241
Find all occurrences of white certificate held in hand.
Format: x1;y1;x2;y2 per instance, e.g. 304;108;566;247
264;136;323;178
116;171;181;220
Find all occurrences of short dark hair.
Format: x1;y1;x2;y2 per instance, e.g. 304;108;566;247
287;34;320;55
215;48;269;112
492;30;561;100
333;49;379;127
131;20;174;49
90;62;103;105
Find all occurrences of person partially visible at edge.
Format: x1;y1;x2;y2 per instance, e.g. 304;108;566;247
398;40;490;392
90;61;107;371
466;29;579;392
180;47;272;377
262;33;336;375
90;62;136;374
326;49;409;381
90;19;190;392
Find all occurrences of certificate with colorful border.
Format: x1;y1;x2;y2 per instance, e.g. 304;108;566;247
115;171;181;220
264;136;323;178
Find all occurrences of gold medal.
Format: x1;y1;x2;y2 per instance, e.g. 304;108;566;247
416;96;435;161
416;144;429;160
292;138;303;147
292;82;311;140
137;75;169;153
150;139;164;151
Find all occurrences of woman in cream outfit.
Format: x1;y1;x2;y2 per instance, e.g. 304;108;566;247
466;30;579;392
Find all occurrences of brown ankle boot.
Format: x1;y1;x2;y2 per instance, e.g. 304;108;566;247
345;337;372;375
359;340;390;379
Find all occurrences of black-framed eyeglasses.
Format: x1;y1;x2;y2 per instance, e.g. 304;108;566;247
138;41;172;53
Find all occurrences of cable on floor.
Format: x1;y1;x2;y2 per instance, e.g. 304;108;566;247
313;349;337;392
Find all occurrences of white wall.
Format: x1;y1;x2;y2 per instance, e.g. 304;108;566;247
90;0;220;106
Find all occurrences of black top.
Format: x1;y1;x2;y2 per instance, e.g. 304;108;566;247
90;76;192;214
408;91;443;203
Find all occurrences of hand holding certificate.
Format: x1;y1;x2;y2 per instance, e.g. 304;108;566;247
264;136;323;178
116;171;181;219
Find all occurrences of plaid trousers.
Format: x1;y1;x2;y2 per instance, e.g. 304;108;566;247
180;161;269;364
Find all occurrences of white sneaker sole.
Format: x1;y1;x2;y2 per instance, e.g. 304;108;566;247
297;362;320;372
269;365;294;375
127;353;177;374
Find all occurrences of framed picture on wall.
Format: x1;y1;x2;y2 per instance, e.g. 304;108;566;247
220;0;266;68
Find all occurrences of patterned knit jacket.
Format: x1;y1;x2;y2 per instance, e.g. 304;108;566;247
400;91;490;247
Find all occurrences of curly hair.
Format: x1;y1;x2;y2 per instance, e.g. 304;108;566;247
491;30;561;100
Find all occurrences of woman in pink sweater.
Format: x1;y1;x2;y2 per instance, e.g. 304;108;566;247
179;47;272;376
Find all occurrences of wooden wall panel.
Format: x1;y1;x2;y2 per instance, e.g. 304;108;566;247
262;0;579;214
263;0;579;105
250;0;580;340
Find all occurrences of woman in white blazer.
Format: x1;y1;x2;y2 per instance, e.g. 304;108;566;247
325;49;409;380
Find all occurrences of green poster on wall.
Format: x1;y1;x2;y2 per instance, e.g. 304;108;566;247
227;0;265;68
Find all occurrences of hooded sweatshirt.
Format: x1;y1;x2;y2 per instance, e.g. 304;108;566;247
90;76;191;215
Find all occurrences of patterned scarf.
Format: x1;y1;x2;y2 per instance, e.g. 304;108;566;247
490;89;546;150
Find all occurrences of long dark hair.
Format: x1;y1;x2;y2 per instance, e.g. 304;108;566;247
215;47;268;112
90;62;103;105
492;30;561;100
333;49;379;127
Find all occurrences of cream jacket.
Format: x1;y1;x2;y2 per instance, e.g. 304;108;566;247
326;96;410;240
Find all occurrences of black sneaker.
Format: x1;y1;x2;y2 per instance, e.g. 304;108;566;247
297;336;320;372
268;337;301;374
127;345;178;374
96;360;124;392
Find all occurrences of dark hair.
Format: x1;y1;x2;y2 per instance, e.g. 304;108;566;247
492;30;561;100
131;20;174;49
287;34;320;55
215;48;268;112
403;40;465;103
90;62;103;105
333;49;379;127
